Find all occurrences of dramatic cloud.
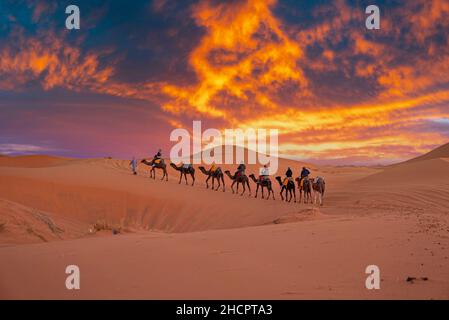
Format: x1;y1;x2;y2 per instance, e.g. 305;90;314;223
0;29;113;91
0;0;448;163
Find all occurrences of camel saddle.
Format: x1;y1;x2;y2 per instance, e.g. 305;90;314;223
283;177;292;186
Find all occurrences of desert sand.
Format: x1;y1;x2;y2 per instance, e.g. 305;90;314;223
0;146;448;299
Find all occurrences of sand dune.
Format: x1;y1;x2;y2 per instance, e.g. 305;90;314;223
360;158;449;185
0;145;448;299
0;199;89;246
399;142;449;165
0;155;72;168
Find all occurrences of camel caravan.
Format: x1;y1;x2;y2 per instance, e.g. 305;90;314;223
132;150;326;206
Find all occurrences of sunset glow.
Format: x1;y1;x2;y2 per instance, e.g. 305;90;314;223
0;0;448;164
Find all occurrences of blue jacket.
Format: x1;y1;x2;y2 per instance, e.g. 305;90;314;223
301;168;310;177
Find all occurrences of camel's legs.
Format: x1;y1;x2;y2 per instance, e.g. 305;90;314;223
178;173;182;184
184;173;188;185
160;168;165;180
190;172;195;186
255;184;259;198
246;180;251;196
231;181;236;194
240;182;245;196
293;189;296;203
205;176;210;188
215;177;220;191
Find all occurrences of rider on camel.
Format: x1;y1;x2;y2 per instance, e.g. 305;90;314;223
299;166;311;188
284;167;293;185
260;164;269;182
301;166;310;178
151;149;162;167
236;162;246;178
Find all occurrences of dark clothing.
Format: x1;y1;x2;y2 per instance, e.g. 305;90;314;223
235;164;246;177
300;168;310;178
152;151;162;163
285;168;293;178
237;164;246;171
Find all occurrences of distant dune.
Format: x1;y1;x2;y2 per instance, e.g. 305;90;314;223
0;155;72;168
360;142;449;185
399;142;449;165
0;144;448;299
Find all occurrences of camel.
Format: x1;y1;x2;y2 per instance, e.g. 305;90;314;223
295;176;312;204
198;166;225;191
310;177;325;206
170;163;195;186
140;159;168;181
249;174;275;200
224;170;251;196
275;176;296;202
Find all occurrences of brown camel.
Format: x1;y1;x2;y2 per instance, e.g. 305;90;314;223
198;166;225;191
170;163;195;186
275;176;296;202
140;159;168;181
310;177;325;206
249;174;275;200
224;170;251;196
295;176;312;204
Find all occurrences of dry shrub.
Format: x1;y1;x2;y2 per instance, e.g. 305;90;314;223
92;219;122;234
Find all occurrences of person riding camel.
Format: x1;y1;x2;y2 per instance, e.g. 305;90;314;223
299;166;311;188
235;162;246;178
284;167;293;186
210;163;217;173
260;164;269;182
301;166;310;179
152;149;162;167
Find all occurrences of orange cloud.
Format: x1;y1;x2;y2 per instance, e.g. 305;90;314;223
159;0;308;119
2;0;448;164
0;30;113;91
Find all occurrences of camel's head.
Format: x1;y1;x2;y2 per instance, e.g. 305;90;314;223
275;176;282;182
249;174;256;179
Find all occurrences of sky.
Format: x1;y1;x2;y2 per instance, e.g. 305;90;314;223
0;0;448;165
